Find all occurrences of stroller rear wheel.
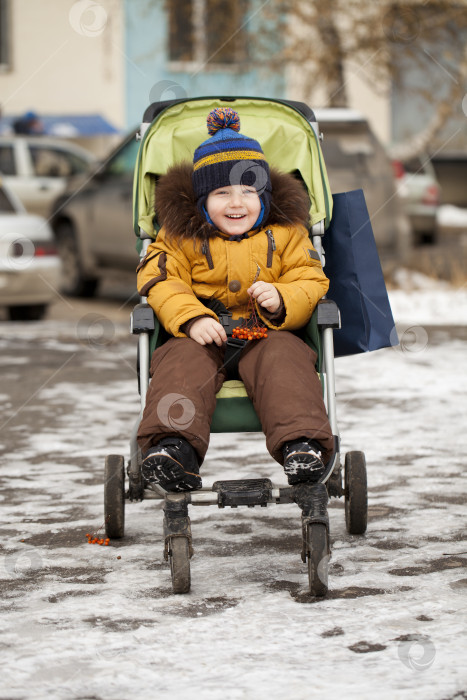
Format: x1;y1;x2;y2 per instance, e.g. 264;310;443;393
345;451;368;535
307;523;329;597
104;454;125;539
168;536;191;594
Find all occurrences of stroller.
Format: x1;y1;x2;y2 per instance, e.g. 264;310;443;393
103;96;368;596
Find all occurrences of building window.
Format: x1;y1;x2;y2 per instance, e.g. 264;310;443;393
0;0;10;71
168;0;247;68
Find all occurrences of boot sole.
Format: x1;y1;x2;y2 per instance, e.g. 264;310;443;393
284;451;326;485
142;453;202;492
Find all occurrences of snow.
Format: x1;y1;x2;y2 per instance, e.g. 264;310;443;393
389;268;467;326
314;108;366;123
1;273;466;700
437;204;467;228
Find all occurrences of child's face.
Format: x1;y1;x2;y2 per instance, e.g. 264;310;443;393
206;185;261;235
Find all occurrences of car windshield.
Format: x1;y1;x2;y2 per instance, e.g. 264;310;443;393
29;145;91;177
0;184;15;213
402;157;433;175
105;136;139;176
0;145;16;175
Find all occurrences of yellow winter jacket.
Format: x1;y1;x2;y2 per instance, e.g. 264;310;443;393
136;164;329;337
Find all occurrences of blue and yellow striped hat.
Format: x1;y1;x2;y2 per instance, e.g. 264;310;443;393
192;108;272;224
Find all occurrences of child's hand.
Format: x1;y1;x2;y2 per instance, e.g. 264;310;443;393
247;281;280;313
188;317;227;346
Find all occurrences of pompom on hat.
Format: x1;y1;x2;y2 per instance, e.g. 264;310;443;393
206;107;240;135
192;107;272;228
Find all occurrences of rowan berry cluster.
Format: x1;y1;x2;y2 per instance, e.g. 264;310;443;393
86;533;110;546
232;269;270;342
86;517;110;545
232;324;268;341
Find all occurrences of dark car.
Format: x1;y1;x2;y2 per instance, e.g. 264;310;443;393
51;131;140;296
392;154;441;244
51;111;409;297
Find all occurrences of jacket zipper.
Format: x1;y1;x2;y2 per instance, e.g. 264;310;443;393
202;240;214;269
266;229;276;268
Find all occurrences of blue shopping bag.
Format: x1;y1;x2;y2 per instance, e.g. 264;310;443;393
322;189;398;357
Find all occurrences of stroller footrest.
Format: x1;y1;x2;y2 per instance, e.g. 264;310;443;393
212;479;273;508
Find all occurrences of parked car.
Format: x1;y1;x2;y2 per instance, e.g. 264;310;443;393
51;130;140;296
0;135;95;219
315;108;410;257
392;155;440;244
431;152;467;208
0;177;61;320
50;108;409;297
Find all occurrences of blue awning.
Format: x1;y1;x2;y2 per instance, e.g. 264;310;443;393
0;113;121;136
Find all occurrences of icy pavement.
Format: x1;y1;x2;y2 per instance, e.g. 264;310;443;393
0;279;466;700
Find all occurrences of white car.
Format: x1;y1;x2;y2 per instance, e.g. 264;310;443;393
0;136;95;218
0;178;61;320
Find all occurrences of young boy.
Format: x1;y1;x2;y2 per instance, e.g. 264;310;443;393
137;107;334;492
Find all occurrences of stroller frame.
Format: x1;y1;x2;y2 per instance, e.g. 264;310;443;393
104;97;368;596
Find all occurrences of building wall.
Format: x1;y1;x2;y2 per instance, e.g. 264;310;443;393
0;0;392;144
0;0;125;129
345;68;391;146
123;0;285;129
6;0;459;155
286;61;391;145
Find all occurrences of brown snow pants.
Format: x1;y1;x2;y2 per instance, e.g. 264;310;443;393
137;330;334;466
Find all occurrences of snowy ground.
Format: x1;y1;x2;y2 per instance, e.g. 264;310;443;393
0;274;466;700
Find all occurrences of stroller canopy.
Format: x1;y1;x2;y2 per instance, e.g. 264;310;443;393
133;97;333;239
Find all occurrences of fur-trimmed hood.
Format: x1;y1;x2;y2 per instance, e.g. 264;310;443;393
155;162;310;241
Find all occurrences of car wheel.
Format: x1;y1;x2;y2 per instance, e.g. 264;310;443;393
415;230;436;246
55;221;99;297
8;305;47;321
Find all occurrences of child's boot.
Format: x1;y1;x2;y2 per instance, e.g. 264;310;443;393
282;438;326;484
142;437;202;492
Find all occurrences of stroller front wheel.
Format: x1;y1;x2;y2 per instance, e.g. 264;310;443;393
345;451;368;535
104;454;125;539
307;523;329;597
168;536;191;594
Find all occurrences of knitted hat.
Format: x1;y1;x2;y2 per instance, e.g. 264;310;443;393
192;107;272;228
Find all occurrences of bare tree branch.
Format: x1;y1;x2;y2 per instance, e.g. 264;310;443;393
389;42;467;159
250;0;467;156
